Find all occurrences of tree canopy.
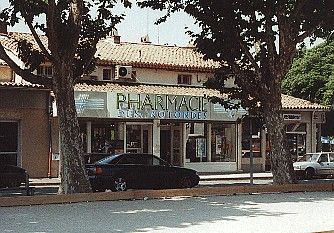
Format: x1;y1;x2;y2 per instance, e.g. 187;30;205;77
139;0;334;184
283;39;334;107
0;0;130;194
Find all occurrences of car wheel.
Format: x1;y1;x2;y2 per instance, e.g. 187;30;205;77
179;177;193;188
113;177;127;191
305;168;315;180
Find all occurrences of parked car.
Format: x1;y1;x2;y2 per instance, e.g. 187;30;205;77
0;165;28;188
293;152;334;179
85;153;200;192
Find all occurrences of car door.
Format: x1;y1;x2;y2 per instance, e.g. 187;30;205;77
151;155;177;188
136;154;158;189
317;153;331;175
116;154;147;189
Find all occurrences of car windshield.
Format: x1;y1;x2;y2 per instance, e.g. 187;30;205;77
297;153;319;162
95;154;122;165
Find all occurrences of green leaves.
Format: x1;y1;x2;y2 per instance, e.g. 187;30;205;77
283;40;334;107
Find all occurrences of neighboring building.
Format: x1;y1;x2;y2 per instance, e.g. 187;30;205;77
0;81;51;177
0;32;329;177
241;95;328;172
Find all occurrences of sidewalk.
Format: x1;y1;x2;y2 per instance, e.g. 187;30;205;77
29;172;273;186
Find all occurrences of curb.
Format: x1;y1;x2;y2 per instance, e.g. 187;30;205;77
29;175;274;186
1;183;333;207
199;176;273;181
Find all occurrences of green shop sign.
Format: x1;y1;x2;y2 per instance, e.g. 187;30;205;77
74;91;246;121
115;93;208;120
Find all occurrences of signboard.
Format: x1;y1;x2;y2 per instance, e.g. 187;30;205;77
283;113;301;121
112;93;208;120
75;92;107;117
75;91;247;121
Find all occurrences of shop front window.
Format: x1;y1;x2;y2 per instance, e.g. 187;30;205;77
211;123;236;162
186;123;207;162
241;117;264;158
91;123;122;154
286;123;306;160
126;124;151;154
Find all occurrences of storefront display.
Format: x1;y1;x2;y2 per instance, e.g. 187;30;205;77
211;123;236;162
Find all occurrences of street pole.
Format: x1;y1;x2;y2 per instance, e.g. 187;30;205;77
249;116;254;185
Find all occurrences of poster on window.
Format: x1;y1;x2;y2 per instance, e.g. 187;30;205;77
216;135;222;155
196;138;206;158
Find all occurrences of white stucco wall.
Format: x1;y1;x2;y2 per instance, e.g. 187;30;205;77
90;65;236;88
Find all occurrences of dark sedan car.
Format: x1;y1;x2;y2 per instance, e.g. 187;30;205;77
86;153;200;192
0;165;27;188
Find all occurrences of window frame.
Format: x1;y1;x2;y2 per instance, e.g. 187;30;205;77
177;74;192;85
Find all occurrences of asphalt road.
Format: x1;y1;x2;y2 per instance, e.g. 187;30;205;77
1;191;334;233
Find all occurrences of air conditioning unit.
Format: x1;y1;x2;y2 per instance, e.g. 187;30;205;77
115;65;132;79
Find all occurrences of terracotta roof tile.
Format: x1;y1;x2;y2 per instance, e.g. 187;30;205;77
75;82;222;98
1;32;220;71
282;94;328;110
96;40;220;72
0;81;45;89
0;32;48;55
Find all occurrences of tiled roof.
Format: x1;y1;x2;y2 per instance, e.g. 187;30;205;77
0;32;220;71
75;82;328;110
0;81;45;89
0;32;48;55
282;94;328;110
96;39;220;71
75;82;223;98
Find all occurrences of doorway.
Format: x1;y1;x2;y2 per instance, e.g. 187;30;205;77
160;130;171;164
0;121;19;166
160;124;182;166
126;123;152;154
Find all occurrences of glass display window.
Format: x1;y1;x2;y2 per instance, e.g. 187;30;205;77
185;123;207;162
90;123;120;153
126;124;151;154
211;123;236;162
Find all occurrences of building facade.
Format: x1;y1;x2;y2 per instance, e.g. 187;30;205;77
0;81;50;177
0;32;329;177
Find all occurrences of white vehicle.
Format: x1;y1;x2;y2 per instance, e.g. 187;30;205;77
293;152;334;179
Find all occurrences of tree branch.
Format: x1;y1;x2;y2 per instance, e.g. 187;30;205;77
67;0;83;59
23;14;53;62
290;0;309;21
262;3;278;77
0;43;52;87
296;20;324;43
238;38;260;75
229;61;263;100
46;0;60;62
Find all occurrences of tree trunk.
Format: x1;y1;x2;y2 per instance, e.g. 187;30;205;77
53;61;92;194
262;90;296;184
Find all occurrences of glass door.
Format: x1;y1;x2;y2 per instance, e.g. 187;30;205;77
126;123;152;154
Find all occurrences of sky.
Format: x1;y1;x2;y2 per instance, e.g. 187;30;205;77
0;1;199;47
0;1;323;47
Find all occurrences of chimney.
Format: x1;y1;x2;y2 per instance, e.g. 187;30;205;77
140;34;151;44
106;28;121;44
0;21;8;36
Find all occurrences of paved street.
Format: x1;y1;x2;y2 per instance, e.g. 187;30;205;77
1;191;334;233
